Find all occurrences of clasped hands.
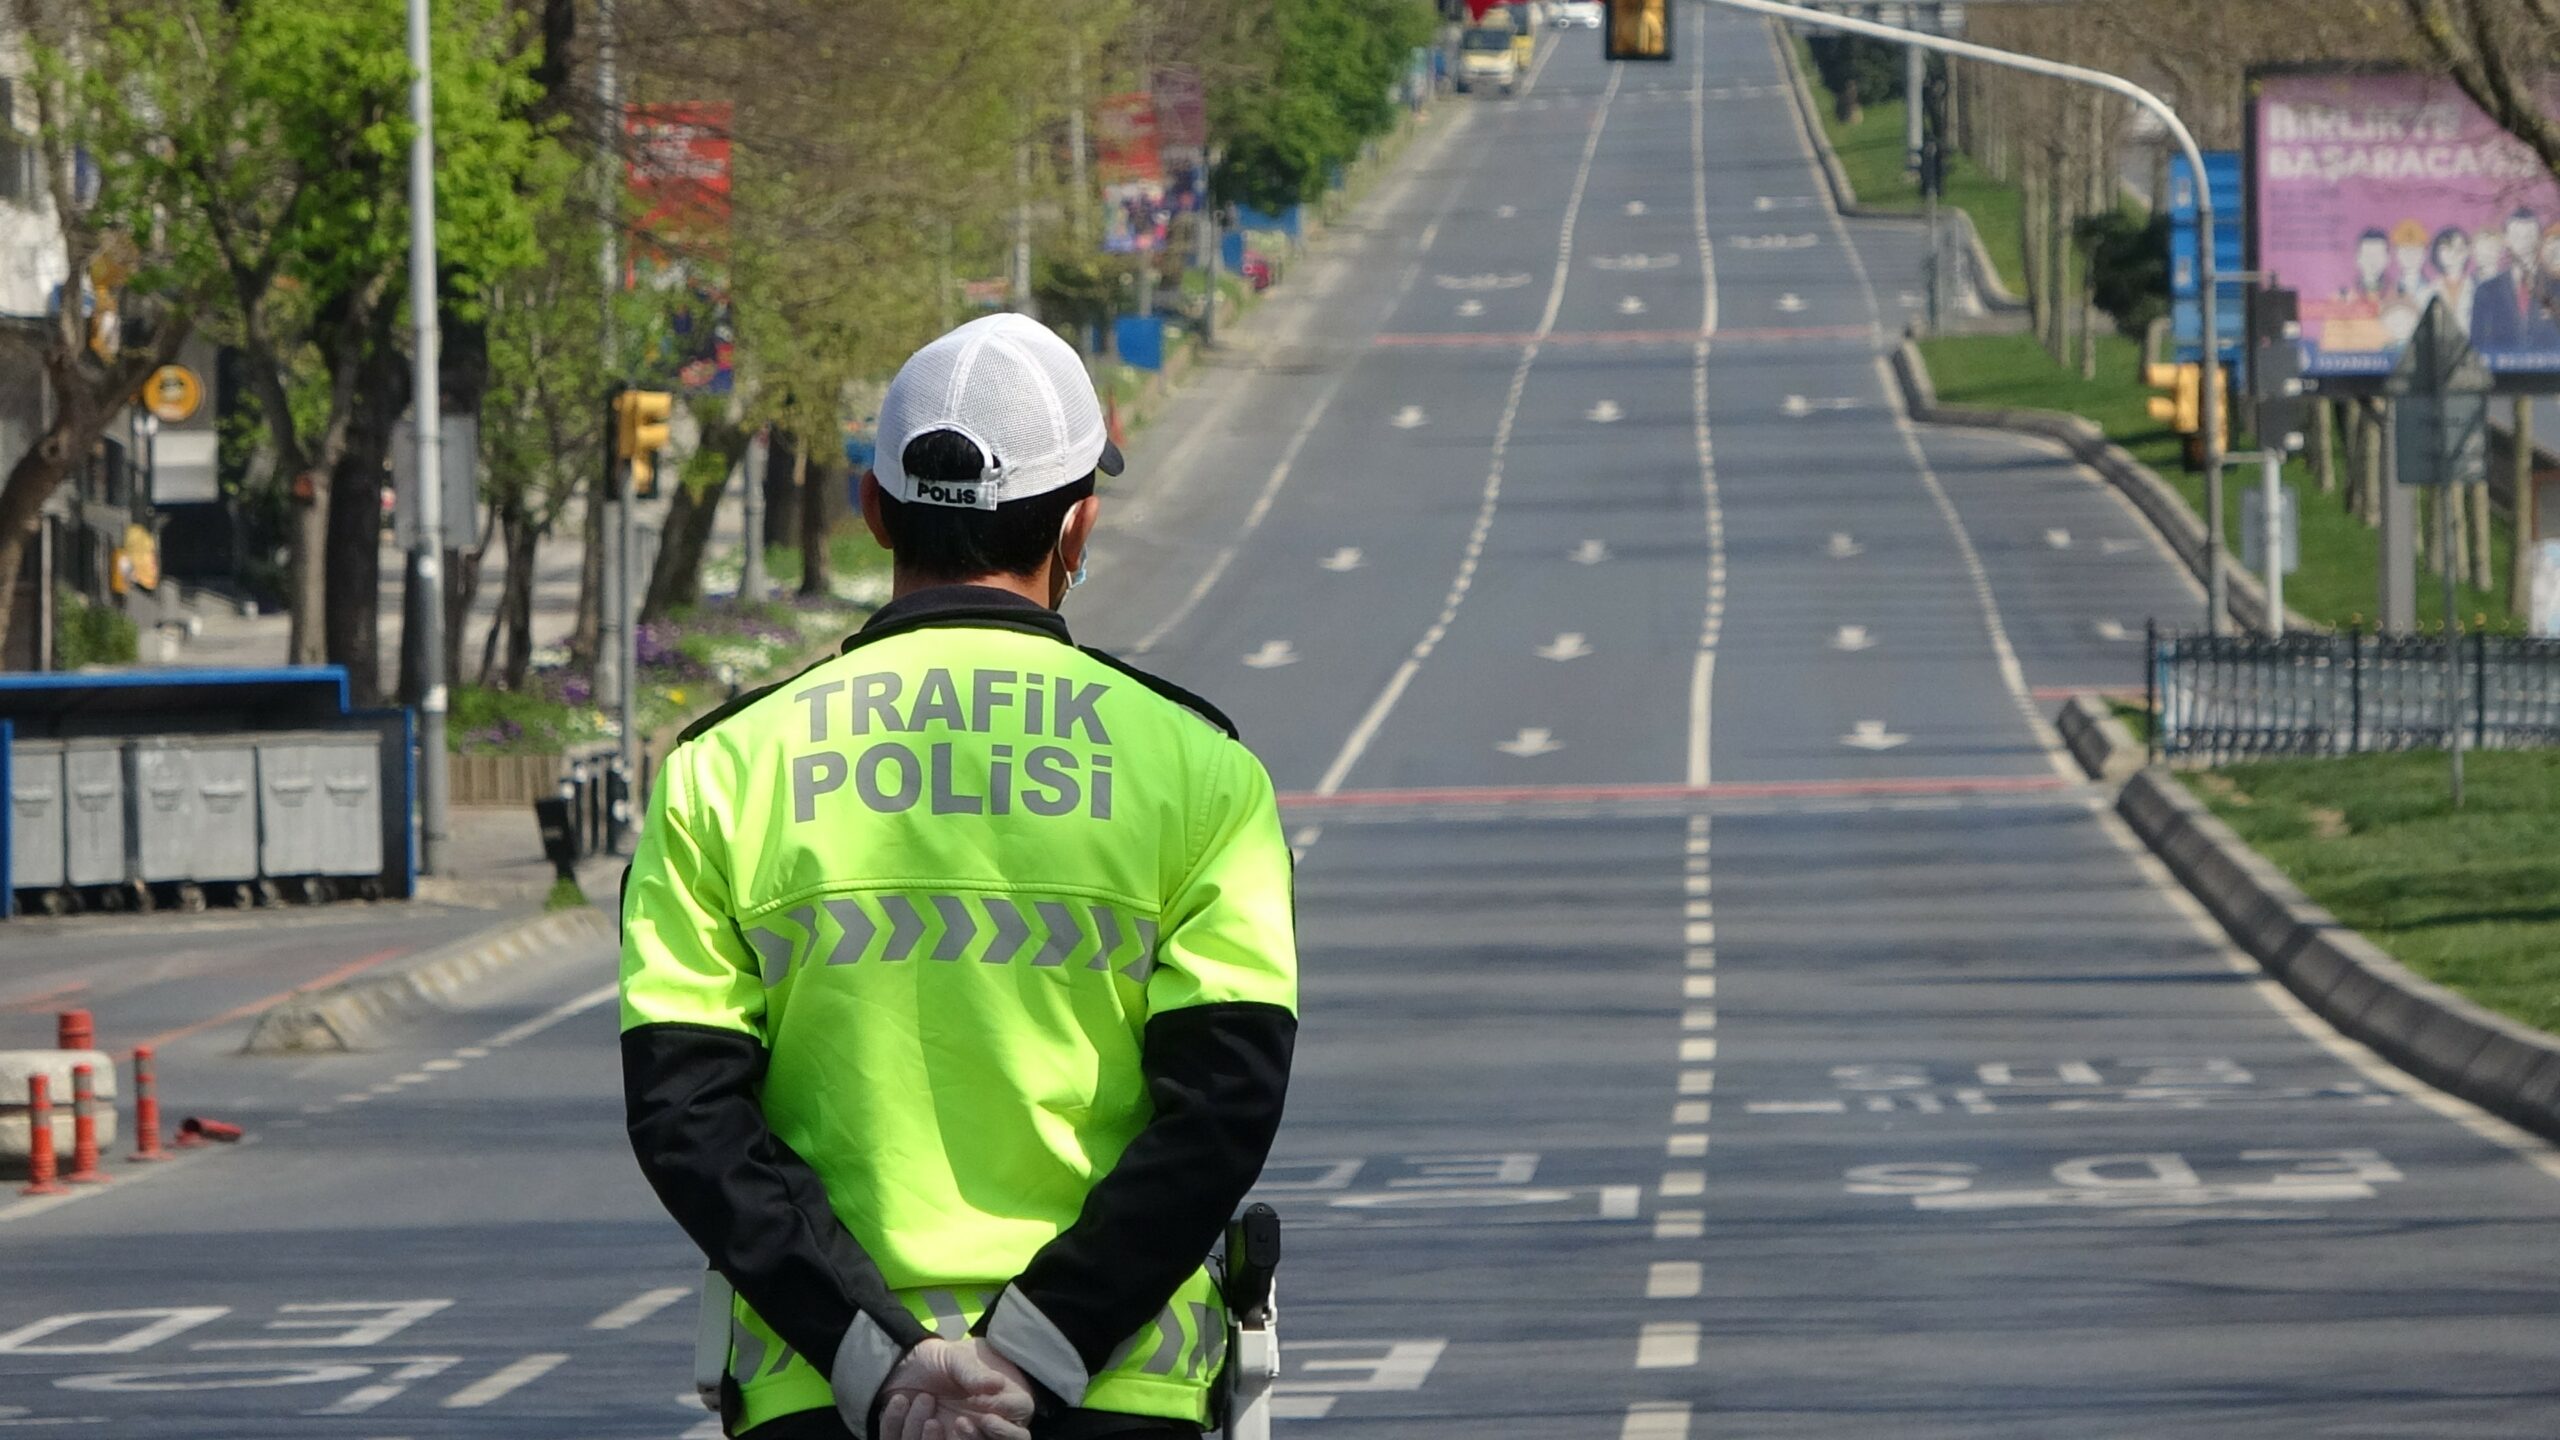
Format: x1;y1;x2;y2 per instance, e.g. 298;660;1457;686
875;1336;1039;1440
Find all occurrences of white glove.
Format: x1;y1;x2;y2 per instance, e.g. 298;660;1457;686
876;1337;1034;1440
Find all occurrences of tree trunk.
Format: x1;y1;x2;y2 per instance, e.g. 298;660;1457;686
799;442;835;600
2023;161;2048;345
569;485;603;671
641;425;750;623
325;313;407;704
2514;397;2537;621
767;430;803;564
2356;400;2385;525
2470;480;2494;602
2310;398;2338;496
0;405;88;667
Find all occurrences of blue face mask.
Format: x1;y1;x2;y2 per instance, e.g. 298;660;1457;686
1056;519;1088;601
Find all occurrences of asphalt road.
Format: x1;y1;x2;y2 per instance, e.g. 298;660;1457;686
5;8;2558;1437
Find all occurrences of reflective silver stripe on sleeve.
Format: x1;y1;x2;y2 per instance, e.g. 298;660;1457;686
983;1285;1090;1406
830;1311;910;1439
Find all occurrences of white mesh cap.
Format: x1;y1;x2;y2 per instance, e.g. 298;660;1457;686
874;313;1124;510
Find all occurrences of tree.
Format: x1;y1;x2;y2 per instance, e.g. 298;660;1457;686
0;0;220;664
2401;0;2560;182
1214;0;1434;212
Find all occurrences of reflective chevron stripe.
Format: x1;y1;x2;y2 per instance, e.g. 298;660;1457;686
757;894;1159;979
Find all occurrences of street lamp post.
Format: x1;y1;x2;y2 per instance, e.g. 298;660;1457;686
1707;0;2231;634
405;0;450;874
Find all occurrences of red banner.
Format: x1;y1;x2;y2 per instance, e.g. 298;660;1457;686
624;103;735;393
1094;93;1162;187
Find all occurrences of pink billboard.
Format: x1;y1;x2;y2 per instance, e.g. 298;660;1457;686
2252;70;2560;385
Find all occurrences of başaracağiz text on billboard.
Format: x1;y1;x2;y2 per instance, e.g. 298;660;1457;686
2251;69;2560;389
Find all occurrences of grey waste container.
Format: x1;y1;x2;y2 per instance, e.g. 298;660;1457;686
9;740;64;892
126;740;197;885
258;732;383;881
60;743;127;888
189;740;259;884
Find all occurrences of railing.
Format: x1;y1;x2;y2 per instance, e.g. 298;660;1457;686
2149;623;2560;765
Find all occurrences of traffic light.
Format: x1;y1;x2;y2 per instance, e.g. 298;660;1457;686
2249;287;2307;453
2144;361;2228;470
1604;0;1670;61
612;387;674;499
2144;362;2201;435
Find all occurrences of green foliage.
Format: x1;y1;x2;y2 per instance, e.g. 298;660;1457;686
1213;0;1434;212
1806;35;1907;109
2194;750;2560;1035
52;589;138;670
2077;211;2170;339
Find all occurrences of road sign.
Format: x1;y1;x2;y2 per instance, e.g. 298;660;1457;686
2167;151;2244;368
140;366;202;424
2242;481;2299;575
2388;301;2491;489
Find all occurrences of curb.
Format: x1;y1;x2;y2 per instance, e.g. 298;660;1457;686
1770;25;2025;316
1891;338;2318;636
2054;695;2143;785
242;906;614;1055
2117;768;2560;1142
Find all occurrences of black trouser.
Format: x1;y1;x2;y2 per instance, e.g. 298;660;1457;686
739;1407;1200;1440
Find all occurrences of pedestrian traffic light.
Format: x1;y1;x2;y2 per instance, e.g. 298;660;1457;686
613;388;674;500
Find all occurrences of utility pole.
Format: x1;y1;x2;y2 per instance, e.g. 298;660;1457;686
596;0;624;712
1705;0;2228;635
404;0;449;875
1013;142;1036;320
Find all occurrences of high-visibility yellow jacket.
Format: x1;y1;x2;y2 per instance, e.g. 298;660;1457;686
621;586;1298;1436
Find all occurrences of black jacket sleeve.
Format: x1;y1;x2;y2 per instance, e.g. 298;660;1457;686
623;1022;934;1375
980;1000;1295;1385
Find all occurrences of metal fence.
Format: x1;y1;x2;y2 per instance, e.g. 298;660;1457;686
2149;624;2560;765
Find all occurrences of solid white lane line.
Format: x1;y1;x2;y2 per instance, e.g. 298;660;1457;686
1686;27;1726;789
441;1352;568;1409
1647;1261;1704;1299
588;1286;692;1332
1636;1322;1701;1369
480;983;619;1050
1315;64;1627;795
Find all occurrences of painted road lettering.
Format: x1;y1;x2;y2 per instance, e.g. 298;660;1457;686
1272;1339;1447;1420
1751;1058;2385;1117
1845;1149;2405;1211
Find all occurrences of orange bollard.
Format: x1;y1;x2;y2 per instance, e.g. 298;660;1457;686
64;1064;109;1184
130;1048;167;1162
57;1009;93;1052
20;1075;66;1196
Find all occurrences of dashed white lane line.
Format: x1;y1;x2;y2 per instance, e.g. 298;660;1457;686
1666;1134;1708;1158
441;1352;568;1409
1681;1007;1715;1030
1679;1069;1716;1095
1646;1261;1704;1300
589;1286;693;1331
1624;1400;1694;1438
1635;1321;1701;1369
303;983;623;1120
1683;975;1716;999
1659;1170;1705;1198
1686;23;1726;790
1674;1100;1710;1126
1313;63;1627;796
1653;1209;1704;1240
1679;1038;1717;1062
312;1356;458;1415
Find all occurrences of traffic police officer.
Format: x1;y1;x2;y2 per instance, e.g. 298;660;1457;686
622;313;1299;1440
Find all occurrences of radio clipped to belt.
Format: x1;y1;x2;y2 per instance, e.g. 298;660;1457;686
1214;1204;1282;1440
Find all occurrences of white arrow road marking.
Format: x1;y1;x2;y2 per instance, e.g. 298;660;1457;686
1776;293;1806;313
1592;253;1680;271
1586;400;1624;423
1319;547;1364;572
1571;539;1611;565
2045;528;2072;549
1391;405;1428;429
1841;720;1909;751
1753;195;1815;211
1433;272;1532;290
1625;199;1648;216
1730;233;1818;251
2100;537;2143;555
1537;632;1595;661
1782;395;1860;418
2093;619;2132;642
1832;625;1876;652
1618;295;1647;315
1457;298;1485;317
1826;532;1864;559
1243;640;1299;669
1496;727;1564;757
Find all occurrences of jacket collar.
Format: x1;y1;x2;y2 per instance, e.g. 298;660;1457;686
844;584;1073;653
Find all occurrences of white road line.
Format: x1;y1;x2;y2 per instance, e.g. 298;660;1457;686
1314;65;1626;795
1679;1038;1717;1062
312;1356;458;1415
1659;1170;1705;1197
441;1352;568;1409
1679;1069;1714;1096
1683;975;1715;999
1653;1209;1704;1240
1635;1321;1701;1368
1686;948;1714;970
1600;1185;1643;1219
1666;1133;1708;1157
1623;1401;1694;1439
480;983;619;1050
588;1286;691;1331
1646;1260;1704;1299
1681;1008;1715;1030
